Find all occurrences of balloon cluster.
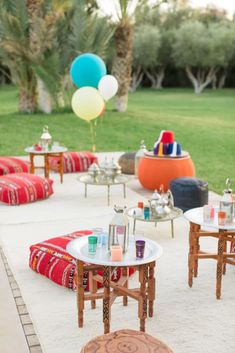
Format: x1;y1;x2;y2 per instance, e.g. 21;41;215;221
70;53;118;121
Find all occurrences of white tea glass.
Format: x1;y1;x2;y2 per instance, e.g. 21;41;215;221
52;141;60;150
92;228;103;248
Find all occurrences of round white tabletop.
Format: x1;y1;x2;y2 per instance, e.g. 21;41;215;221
184;207;235;231
66;236;163;267
25;146;67;154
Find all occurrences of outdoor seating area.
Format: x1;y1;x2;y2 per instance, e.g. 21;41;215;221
0;1;235;352
0;150;235;353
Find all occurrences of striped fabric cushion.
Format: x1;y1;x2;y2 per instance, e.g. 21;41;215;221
49;151;98;173
0;157;30;175
29;231;135;291
0;173;53;205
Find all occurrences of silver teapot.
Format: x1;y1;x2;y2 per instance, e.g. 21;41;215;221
105;158;121;181
149;189;162;217
149;188;174;218
88;163;101;182
99;157;109;174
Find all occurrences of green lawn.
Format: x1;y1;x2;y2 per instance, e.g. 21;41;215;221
0;85;234;194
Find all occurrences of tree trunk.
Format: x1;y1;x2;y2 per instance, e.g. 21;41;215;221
112;22;134;112
37;78;52;113
130;67;143;92
155;68;165;89
212;74;217;90
19;86;37;113
218;72;227;89
115;95;128;112
145;68;165;89
186;66;217;94
145;70;157;88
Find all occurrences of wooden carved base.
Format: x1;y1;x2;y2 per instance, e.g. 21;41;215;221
76;261;156;333
188;222;235;299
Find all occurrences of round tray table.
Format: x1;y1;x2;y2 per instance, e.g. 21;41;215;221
125;206;183;238
67;236;162;333
77;174;129;206
25;146;67;183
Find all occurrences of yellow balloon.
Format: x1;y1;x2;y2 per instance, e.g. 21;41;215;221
71;87;105;121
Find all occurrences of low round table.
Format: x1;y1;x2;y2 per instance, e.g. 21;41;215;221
25;146;67;183
184;207;235;299
126;207;183;238
138;151;195;191
67;236;163;333
77;174;129;206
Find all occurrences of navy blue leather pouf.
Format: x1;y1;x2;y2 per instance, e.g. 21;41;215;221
170;177;208;212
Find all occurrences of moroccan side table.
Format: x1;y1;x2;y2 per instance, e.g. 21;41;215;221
77;174;129;206
125;206;183;238
138;151;195;191
66;236;162;333
80;329;174;353
25;146;67;183
184;207;235;299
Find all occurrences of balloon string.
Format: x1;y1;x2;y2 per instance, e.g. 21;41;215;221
90;119;97;152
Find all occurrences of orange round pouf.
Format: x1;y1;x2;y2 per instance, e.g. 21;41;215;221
138;154;195;191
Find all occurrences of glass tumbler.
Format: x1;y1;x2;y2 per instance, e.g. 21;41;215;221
136;240;146;259
144;206;150;220
92;228;103;248
88;236;98;254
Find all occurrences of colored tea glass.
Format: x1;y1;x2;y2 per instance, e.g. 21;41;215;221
136;240;146;259
88;236;98;254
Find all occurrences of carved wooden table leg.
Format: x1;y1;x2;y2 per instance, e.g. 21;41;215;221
29;153;35;174
188;222;195;287
59;152;64;183
103;266;111;334
138;264;148;332
89;270;97;309
77;260;84;327
148;261;156;318
222;239;227;275
122;267;128;306
44;154;49;178
216;231;225;299
194;232;200;278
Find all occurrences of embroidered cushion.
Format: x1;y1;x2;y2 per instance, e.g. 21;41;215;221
0;173;53;205
0;157;30;175
29;231;135;291
49;151;98;173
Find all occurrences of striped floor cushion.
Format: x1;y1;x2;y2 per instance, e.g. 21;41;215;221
29;231;135;291
49;151;98;173
0;157;30;175
0;173;53;205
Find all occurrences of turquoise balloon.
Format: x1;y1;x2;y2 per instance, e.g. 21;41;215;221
70;53;107;88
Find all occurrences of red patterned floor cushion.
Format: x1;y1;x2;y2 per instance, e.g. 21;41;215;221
0;157;30;175
29;231;135;291
0;173;53;205
49;151;98;173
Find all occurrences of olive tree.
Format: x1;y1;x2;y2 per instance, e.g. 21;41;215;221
172;21;235;93
132;25;161;91
132;25;174;91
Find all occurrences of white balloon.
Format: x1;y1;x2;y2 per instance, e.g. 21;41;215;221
98;75;118;101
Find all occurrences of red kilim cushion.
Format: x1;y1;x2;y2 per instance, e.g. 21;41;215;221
0;157;30;176
49;151;98;173
29;231;135;291
0;173;53;205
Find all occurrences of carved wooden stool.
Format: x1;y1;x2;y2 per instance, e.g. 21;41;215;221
80;329;174;353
